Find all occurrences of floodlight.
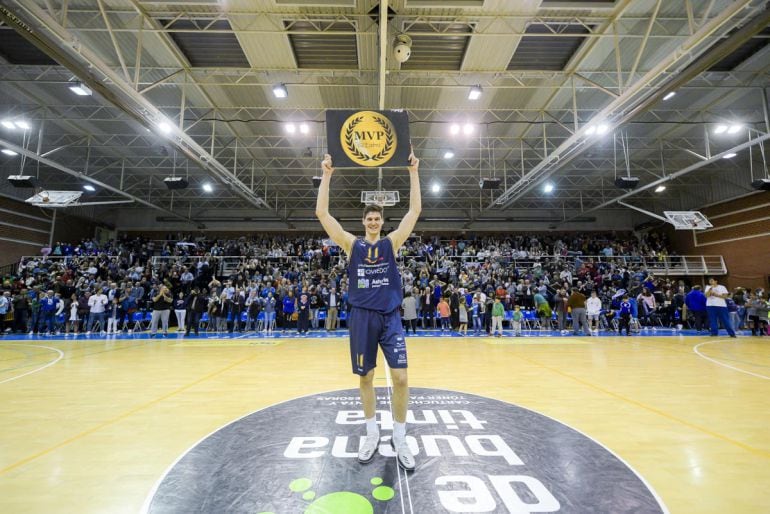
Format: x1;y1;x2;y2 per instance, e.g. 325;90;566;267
273;83;288;99
69;82;92;96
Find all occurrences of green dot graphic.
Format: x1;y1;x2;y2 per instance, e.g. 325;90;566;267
370;477;383;486
304;492;373;514
303;491;316;501
372;485;395;501
290;478;312;492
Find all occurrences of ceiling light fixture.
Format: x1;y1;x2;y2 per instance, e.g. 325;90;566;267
431;183;441;193
468;85;482;101
69;82;92;96
157;122;172;134
82;184;96;192
443;150;454;159
1;149;18;156
462;123;474;135
272;83;288;99
663;91;676;101
285;123;296;134
299;123;309;134
722;152;737;159
543;182;554;193
449;124;460;135
202;183;214;193
596;124;610;135
14;121;30;130
713;124;728;134
1;120;15;129
727;124;742;134
655;185;666;193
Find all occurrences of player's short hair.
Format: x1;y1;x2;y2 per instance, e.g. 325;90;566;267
362;204;384;219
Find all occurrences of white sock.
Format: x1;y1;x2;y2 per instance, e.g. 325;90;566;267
393;421;406;444
366;416;379;437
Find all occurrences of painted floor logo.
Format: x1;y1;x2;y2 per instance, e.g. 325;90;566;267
144;388;667;514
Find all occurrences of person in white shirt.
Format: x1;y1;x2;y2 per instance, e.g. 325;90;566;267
86;290;108;334
586;290;603;333
705;277;736;338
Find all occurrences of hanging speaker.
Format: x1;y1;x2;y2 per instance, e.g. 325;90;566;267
7;175;36;188
614;177;640;189
163;177;188;190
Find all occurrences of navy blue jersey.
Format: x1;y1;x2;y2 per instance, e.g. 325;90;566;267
348;237;402;313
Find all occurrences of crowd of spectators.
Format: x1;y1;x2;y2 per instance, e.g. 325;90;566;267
1;232;768;337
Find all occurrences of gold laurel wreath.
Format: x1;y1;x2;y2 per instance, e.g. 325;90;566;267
343;115;395;163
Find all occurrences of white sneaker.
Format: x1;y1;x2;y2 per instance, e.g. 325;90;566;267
390;437;415;471
86;331;91;335
358;433;380;464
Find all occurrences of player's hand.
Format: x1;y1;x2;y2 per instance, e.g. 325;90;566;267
322;154;334;175
408;149;419;173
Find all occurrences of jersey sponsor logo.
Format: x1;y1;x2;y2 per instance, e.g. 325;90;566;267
146;388;666;514
364;246;383;264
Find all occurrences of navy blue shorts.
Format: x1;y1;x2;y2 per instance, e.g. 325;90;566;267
348;306;408;376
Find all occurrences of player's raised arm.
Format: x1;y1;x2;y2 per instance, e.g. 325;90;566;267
315;154;355;255
388;151;421;251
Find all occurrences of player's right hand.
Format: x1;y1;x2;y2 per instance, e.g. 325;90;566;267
322;154;334;174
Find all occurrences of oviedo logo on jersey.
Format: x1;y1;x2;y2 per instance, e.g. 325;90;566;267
326;110;411;169
144;388;667;514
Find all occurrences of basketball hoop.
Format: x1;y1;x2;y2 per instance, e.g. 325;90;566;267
663;211;713;230
26;190;83;208
361;190;399;207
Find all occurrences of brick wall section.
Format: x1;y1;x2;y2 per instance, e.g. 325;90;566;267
669;192;770;290
0;196;102;268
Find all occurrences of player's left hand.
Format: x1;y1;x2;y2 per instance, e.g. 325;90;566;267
408;149;419;173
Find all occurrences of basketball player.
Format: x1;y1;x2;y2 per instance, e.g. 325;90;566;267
315;151;420;471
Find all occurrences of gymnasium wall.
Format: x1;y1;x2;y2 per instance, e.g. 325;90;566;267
668;192;770;290
0;194;102;268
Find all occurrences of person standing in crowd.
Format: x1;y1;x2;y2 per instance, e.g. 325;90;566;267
12;289;29;334
458;295;468;335
0;290;11;336
511;304;523;337
554;287;569;334
586;289;602;334
401;290;418;335
437;296;451;332
67;293;79;335
149;285;173;337
618;295;632;336
263;291;276;333
705;277;737;338
568;287;588;336
282;290;296;332
685;285;708;333
316;150;420;471
421;286;434;329
297;292;310;335
86;288;108;335
173;291;187;332
28;289;41;335
185;288;206;336
309;286;323;330
325;287;339;331
106;296;121;335
491;296;505;337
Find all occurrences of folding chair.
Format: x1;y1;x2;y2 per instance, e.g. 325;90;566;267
199;312;210;332
256;312;265;331
338;310;347;328
130;311;144;332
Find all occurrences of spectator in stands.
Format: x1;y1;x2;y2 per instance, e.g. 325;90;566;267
263;291;276;333
309;286;322;330
282;290;296;332
705;277;736;338
149;285;173;337
458;294;468;335
747;290;768;336
637;288;656;325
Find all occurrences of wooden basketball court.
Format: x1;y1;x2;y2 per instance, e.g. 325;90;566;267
0;332;768;513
